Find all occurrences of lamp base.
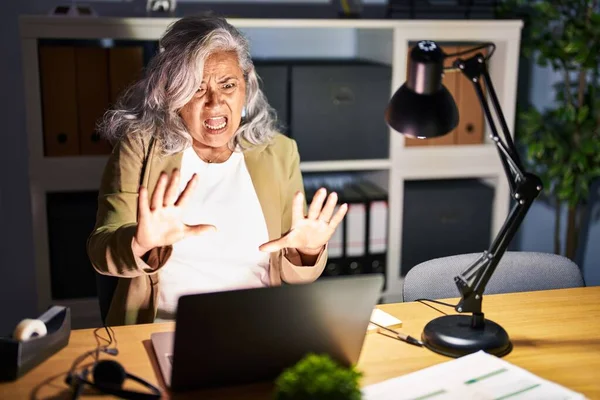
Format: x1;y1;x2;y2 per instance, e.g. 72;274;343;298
422;315;512;358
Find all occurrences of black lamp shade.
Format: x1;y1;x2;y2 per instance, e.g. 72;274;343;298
385;40;459;139
385;84;458;138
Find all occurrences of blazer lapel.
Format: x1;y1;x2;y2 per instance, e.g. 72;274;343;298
142;138;183;194
243;146;281;241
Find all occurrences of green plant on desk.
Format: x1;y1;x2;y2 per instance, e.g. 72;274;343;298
273;353;363;400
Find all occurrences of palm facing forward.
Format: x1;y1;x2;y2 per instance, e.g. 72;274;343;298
259;188;348;255
132;169;216;257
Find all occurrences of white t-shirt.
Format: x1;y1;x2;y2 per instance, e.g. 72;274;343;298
156;146;271;320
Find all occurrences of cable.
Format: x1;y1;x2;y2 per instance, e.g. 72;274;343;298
414;298;458;316
415;298;456;308
68;324;119;387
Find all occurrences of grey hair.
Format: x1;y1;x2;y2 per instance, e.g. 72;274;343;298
99;15;279;154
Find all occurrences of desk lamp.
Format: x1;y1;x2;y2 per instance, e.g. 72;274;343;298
385;40;543;358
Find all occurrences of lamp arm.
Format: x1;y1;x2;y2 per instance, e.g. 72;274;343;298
450;52;543;319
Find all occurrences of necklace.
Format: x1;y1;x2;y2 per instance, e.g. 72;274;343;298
197;147;231;164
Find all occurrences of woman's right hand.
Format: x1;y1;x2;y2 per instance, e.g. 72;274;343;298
132;169;216;258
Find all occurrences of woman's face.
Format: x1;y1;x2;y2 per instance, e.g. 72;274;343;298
180;51;246;150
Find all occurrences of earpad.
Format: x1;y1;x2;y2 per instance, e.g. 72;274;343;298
93;360;127;388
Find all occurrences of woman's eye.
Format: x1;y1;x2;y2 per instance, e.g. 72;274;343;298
223;83;236;90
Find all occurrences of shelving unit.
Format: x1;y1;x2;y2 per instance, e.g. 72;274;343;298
19;15;522;325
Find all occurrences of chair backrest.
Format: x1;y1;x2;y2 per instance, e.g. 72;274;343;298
402;251;585;302
95;273;119;324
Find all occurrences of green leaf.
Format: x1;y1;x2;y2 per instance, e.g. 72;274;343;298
577;105;589;123
273;354;362;400
510;1;600;212
563;41;579;54
571;153;587;171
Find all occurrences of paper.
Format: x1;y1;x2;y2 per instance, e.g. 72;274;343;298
367;308;402;331
362;350;586;400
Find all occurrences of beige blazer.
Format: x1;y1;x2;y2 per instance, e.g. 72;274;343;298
87;133;327;326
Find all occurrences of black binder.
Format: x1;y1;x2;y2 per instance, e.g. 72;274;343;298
354;180;388;283
303;174;388;287
302;175;345;278
338;182;368;277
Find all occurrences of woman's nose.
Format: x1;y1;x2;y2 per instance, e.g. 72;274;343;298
205;88;222;108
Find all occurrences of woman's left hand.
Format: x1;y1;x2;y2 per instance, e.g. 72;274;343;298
259;188;347;255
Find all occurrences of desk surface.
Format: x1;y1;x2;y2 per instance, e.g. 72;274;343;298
1;286;599;399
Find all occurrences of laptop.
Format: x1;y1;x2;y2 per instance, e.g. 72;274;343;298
151;274;384;392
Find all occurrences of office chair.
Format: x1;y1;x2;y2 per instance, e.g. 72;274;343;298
95;273;119;324
402;251;585;302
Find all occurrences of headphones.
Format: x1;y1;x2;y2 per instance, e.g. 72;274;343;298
65;328;162;400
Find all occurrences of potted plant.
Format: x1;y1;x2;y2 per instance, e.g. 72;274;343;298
499;0;600;261
273;353;363;400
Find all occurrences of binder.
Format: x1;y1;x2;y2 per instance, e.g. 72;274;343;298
303;174;387;284
108;46;144;104
303;175;346;278
75;47;112;155
456;45;487;144
39;45;80;156
339;181;367;276
354;180;388;280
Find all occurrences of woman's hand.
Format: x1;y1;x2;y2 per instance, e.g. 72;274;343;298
259;188;347;257
132;169;216;258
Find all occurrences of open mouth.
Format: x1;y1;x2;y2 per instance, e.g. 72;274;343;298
203;116;228;131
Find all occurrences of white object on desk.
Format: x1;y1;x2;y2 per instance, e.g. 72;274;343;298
362;350;586;400
368;308;402;331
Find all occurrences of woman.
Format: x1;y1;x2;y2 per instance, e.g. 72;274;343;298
87;15;347;326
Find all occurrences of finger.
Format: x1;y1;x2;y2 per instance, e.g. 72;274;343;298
318;191;338;222
307;187;327;220
328;203;348;227
151;172;168;210
184;224;217;236
163;168;180;206
291;191;305;226
259;235;289;253
175;174;198;207
138;186;150;219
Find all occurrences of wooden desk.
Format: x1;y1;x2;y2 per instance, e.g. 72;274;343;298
1;287;599;399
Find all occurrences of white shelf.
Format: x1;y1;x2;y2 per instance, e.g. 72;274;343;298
398;144;504;180
20;15;523;318
32;156;108;192
19;16;522;40
31;156;393;192
300;159;391;172
31;144;502;192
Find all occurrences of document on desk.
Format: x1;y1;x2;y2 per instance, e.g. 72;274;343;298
362;350;586;400
367;308;402;331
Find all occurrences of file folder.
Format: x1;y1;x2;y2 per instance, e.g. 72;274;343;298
339;182;367;276
75;47;112;155
303;174;388;285
39;45;79;156
354;180;388;280
303;175;346;278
